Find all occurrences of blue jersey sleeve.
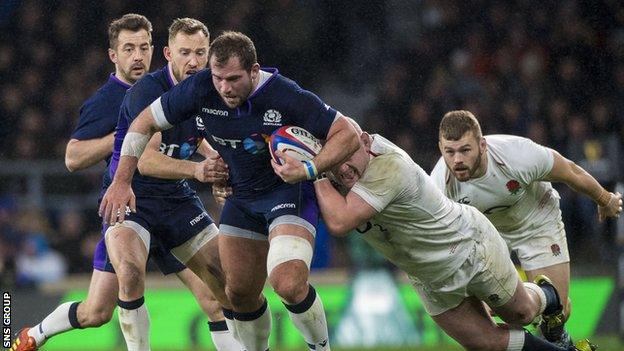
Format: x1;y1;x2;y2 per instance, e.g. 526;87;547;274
287;86;338;140
111;76;166;178
125;77;166;124
71;97;119;140
156;69;212;127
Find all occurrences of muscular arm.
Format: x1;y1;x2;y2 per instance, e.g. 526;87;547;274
137;134;228;182
137;132;194;179
544;149;622;219
272;114;360;183
313;114;359;173
64;133;114;172
544;150;608;203
314;178;377;236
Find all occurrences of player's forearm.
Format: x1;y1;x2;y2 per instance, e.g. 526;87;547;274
65;133;114;172
313;116;359;173
563;162;610;205
138;150;196;180
314;179;353;236
113;155;139;184
547;151;609;205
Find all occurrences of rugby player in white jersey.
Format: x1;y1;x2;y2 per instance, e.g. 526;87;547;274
304;119;596;351
430;110;622;347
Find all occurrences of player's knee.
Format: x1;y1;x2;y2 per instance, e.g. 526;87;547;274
116;261;144;292
266;235;312;300
269;273;307;303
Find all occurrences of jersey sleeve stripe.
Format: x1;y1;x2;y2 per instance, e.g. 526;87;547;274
150;97;173;129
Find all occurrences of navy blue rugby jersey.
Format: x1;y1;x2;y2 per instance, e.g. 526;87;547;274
110;65;204;198
71;74;131;188
152;67;338;197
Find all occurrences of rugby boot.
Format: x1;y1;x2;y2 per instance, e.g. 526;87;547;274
11;328;38;351
573;338;597;351
534;275;567;344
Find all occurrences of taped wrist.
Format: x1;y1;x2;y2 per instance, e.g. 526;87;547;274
303;160;318;180
120;132;150;158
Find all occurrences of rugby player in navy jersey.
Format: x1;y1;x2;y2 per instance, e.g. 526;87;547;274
11;14;154;351
105;18;240;350
101;31;359;351
12;16;237;351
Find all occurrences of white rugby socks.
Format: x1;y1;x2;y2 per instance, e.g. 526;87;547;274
284;285;330;351
208;320;243;350
232;300;272;351
117;297;150;351
28;301;81;346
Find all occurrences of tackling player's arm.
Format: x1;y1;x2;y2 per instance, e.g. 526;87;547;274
314;178;377;236
273;114;359;183
137;133;228;182
65;133;115;172
543;149;622;220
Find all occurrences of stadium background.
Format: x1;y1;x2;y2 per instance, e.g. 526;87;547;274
1;0;624;350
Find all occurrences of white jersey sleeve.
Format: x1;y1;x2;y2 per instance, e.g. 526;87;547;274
487;135;554;184
351;154;409;212
429;157;449;194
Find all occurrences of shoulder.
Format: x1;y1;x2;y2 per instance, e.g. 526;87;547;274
485;134;553;174
367;140;416;184
80;81;125;115
126;73;164;98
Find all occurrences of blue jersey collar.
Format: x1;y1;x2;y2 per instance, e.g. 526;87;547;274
165;63;178;87
236;67;278;116
109;73;132;89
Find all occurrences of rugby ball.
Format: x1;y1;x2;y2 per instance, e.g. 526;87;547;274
269;126;322;165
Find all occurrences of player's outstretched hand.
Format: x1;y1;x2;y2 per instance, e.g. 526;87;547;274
99;180;136;225
196;153;229;183
212;180;232;206
270;150;307;184
598;191;623;221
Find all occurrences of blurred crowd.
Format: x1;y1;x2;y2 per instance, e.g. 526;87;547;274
1;0;623;287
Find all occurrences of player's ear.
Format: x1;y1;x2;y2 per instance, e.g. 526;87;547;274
163;46;172;61
250;63;260;80
361;132;371;148
479;136;487;152
108;48;117;64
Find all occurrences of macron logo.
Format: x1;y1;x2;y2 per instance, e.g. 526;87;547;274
270;203;296;212
190;212;208;226
202;108;229;117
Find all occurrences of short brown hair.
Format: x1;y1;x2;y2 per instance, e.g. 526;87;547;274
108;13;152;50
168;18;209;43
209;31;257;71
439;110;483;140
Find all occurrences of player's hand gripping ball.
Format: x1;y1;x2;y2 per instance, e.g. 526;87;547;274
269;126;322;164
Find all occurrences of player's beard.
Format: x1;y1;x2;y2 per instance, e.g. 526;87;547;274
222;82;253;108
453;150;482;181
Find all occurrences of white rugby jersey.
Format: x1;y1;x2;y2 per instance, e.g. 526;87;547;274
430;134;562;239
351;134;484;284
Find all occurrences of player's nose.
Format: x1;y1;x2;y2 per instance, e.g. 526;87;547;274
188;54;198;67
